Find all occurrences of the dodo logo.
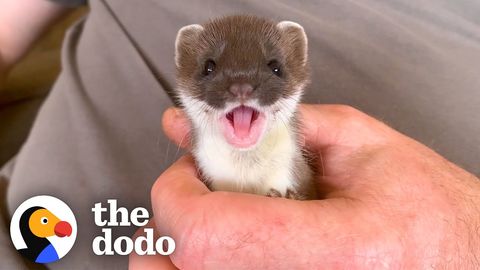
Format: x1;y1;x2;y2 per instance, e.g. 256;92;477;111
10;195;77;264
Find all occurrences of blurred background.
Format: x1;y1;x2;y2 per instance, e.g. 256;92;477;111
0;8;86;167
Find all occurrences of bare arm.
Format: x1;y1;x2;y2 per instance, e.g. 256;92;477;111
0;0;71;77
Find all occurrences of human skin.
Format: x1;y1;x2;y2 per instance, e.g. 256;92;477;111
0;0;70;88
129;104;480;270
0;0;69;68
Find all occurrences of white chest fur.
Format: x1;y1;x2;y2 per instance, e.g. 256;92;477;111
194;121;299;196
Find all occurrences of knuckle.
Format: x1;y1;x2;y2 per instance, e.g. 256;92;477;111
334;105;369;128
150;164;184;202
150;175;166;202
150;171;180;207
331;105;394;144
334;105;363;120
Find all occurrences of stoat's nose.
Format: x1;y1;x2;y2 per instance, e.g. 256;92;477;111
229;83;254;102
54;221;72;237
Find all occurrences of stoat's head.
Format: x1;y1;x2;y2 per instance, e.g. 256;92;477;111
175;15;309;149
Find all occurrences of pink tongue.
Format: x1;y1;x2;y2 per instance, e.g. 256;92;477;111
233;106;254;138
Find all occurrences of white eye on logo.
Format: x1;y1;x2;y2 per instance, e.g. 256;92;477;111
10;195;77;264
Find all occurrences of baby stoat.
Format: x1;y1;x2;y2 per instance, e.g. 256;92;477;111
174;15;316;200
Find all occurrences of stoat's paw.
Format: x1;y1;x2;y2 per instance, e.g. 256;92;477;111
266;188;282;198
266;188;304;200
285;188;304;200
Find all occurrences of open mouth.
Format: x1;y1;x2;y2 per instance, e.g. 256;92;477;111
221;105;266;148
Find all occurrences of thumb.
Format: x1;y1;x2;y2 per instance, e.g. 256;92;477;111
150;155;210;238
129;220;179;270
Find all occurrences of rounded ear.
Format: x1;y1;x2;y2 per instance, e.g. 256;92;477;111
175;24;204;67
276;21;308;66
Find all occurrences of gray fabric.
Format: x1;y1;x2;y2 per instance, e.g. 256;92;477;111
48;0;87;7
1;0;479;269
0;98;44;167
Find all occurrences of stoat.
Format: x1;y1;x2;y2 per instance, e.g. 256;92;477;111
174;15;316;200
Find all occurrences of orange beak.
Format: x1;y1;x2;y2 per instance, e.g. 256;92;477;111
54;221;72;237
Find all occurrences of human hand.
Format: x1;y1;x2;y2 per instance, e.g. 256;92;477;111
130;104;480;269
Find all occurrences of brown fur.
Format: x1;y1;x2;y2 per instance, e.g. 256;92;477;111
175;15;310;108
175;15;317;200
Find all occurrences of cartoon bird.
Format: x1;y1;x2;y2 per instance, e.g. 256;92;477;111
18;206;72;263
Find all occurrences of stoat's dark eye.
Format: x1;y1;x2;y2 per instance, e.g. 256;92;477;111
268;60;282;77
203;59;216;76
41;217;48;224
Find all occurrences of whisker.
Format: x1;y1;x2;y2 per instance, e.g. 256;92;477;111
163;139;172;166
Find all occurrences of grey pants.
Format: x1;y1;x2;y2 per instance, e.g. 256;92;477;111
2;1;479;269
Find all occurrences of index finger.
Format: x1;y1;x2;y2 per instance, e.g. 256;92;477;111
162;107;191;149
299;104;394;151
150;155;210;236
162;104;393;152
